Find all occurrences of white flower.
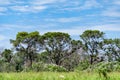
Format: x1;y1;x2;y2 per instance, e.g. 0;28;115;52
59;75;65;79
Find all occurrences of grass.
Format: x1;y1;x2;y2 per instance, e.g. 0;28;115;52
0;72;120;80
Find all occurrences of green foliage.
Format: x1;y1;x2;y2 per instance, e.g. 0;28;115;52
24;62;67;72
0;62;16;72
44;64;67;72
1;49;12;63
103;39;120;62
31;62;45;72
37;51;50;63
95;62;120;72
80;30;104;64
10;31;42;67
12;52;24;72
75;60;90;71
42;32;71;65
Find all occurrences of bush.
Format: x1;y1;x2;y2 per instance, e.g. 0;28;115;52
31;62;45;72
94;61;120;72
75;60;90;71
0;62;16;72
24;62;67;72
44;64;67;72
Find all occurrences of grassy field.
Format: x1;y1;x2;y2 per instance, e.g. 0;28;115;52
0;72;120;80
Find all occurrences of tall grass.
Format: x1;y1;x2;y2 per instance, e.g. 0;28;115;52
0;72;120;80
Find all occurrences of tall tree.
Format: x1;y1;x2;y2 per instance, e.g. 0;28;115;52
10;31;42;67
41;32;71;66
41;32;82;70
80;30;104;64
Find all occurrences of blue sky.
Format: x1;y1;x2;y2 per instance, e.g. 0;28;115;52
0;0;120;48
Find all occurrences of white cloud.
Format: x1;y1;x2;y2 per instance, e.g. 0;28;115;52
10;5;46;13
0;35;6;41
0;0;25;5
0;0;55;13
103;11;120;17
0;7;7;12
0;39;12;49
0;24;36;32
30;0;57;5
45;17;81;23
39;24;120;36
0;0;102;13
61;0;101;11
0;0;11;5
113;0;120;5
0;7;8;15
40;28;84;36
91;24;120;31
81;0;101;9
102;8;120;17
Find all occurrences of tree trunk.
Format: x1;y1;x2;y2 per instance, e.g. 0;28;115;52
90;55;93;65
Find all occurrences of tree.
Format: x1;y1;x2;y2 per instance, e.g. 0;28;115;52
80;30;104;65
114;39;120;61
103;39;120;62
103;39;115;61
41;32;82;70
62;40;83;71
41;32;71;66
2;49;13;63
10;31;42;67
37;51;50;63
12;52;25;72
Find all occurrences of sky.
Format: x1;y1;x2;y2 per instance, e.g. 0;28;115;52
0;0;120;49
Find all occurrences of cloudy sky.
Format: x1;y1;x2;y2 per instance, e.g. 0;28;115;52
0;0;120;48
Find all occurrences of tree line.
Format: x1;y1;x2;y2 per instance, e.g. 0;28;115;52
0;30;120;72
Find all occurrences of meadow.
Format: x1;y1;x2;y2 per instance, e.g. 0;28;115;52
0;72;120;80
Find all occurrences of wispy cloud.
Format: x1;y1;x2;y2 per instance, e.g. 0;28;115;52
10;5;47;13
0;7;7;15
0;0;11;5
0;7;7;12
91;24;120;31
113;0;120;5
39;24;120;36
0;35;6;41
0;0;102;13
30;0;57;5
9;0;58;13
80;0;101;9
60;0;101;11
0;24;37;32
45;17;81;23
102;7;120;17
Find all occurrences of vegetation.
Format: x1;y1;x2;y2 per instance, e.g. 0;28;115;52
0;30;120;79
0;72;119;80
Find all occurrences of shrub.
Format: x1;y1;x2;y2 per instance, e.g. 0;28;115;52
31;62;45;72
24;62;67;72
75;60;90;71
0;62;16;72
44;64;67;72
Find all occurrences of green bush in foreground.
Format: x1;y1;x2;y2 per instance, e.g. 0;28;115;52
24;62;67;72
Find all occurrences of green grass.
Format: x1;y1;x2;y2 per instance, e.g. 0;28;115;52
0;72;120;80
